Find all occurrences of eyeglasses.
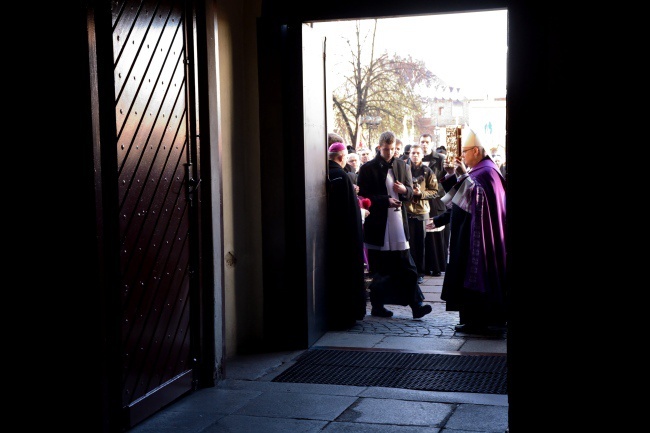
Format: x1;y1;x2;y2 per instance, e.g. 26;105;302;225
461;146;477;154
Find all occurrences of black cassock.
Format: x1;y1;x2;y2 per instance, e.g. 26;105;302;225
326;161;367;329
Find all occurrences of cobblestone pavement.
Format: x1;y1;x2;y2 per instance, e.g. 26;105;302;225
345;275;507;340
350;301;461;338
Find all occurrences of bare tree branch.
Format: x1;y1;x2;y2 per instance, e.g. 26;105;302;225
332;20;439;147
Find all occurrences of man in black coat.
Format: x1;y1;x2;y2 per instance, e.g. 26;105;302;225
326;142;367;330
420;133;444;180
356;131;432;319
420;133;447;275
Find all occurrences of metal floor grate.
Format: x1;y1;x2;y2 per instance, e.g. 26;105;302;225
272;348;507;394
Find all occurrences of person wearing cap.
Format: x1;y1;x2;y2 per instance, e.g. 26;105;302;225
429;129;507;334
325;142;367;330
356;130;432;320
400;144;411;162
328;132;355;174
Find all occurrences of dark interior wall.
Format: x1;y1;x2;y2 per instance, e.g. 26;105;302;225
194;0;220;384
257;18;312;351
80;4;107;429
300;24;330;344
256;20;331;351
80;2;124;430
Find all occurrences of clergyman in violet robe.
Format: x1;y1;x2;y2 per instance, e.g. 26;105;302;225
432;129;507;334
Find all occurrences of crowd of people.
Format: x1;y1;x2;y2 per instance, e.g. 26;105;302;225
325;128;507;334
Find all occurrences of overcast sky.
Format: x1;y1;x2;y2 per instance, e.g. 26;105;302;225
316;10;508;99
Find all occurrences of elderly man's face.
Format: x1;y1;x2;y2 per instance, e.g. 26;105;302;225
461;145;481;168
359;150;370;163
347;154;359;171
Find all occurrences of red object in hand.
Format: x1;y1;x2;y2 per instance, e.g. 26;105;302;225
358;197;372;210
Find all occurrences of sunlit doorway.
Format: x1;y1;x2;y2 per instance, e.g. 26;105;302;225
307;8;509;348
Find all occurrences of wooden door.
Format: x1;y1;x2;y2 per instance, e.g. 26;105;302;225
111;0;198;427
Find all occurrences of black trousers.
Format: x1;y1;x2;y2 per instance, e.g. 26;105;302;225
407;216;426;277
424;230;447;274
367;249;424;308
442;224;451;264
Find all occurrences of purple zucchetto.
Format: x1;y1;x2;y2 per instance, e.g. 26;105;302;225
328;142;346;152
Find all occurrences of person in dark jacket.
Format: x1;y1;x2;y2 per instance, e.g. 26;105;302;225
328;132;355;176
326;142;367;330
405;143;440;284
356;131;432;319
401;144;411;161
419;133;447;275
420;133;444;180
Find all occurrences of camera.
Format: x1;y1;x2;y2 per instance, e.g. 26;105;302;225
412;175;425;203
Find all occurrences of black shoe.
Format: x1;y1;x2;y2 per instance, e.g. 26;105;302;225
412;303;432;319
431;272;441;277
487;323;507;332
454;323;490;334
417;276;424;284
371;306;393;317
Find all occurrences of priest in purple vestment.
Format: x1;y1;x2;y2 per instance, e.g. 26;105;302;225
430;129;507;334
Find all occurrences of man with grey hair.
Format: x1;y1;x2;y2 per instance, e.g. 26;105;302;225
430;129;507;334
325;142;367;329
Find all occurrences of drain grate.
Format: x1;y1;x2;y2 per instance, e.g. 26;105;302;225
272;348;507;394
